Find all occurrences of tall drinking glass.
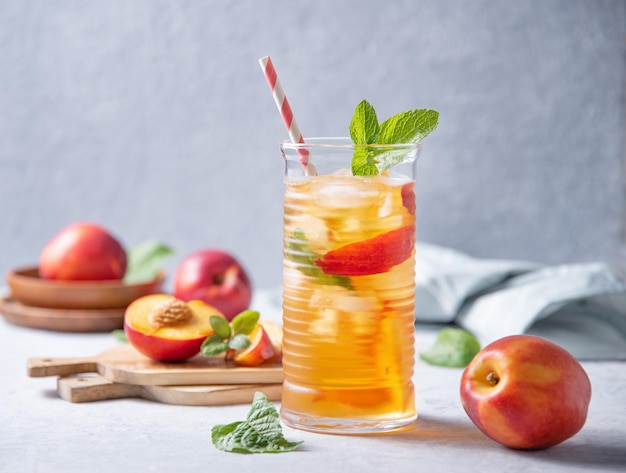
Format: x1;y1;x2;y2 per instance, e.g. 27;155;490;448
280;138;420;434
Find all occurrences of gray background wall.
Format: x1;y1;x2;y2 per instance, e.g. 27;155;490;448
1;0;625;291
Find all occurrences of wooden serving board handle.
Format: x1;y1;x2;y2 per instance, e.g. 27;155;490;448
57;376;140;403
27;356;98;378
56;375;282;406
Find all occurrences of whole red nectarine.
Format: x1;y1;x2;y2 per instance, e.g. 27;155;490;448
173;249;252;321
460;335;591;450
39;222;127;281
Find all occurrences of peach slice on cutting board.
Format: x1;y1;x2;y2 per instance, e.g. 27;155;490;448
124;294;224;362
204;313;283;367
258;319;283;364
232;323;275;367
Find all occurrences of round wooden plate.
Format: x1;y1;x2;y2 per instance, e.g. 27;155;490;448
6;266;165;310
0;297;124;333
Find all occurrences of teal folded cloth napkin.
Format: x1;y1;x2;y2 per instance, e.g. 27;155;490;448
414;242;626;360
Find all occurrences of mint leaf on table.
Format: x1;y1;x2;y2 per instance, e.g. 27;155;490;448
211;392;303;454
111;329;128;343
349;99;439;176
420;328;481;368
124;240;175;284
286;229;353;289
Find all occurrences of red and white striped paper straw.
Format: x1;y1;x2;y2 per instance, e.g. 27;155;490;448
258;56;310;168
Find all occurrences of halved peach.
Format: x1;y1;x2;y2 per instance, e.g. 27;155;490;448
124;293;224;362
232;323;275;367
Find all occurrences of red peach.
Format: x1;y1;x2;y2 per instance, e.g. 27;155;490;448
460;335;592;450
173;249;252;321
39;222;127;281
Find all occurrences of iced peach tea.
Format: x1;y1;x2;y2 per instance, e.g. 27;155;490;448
280;141;418;433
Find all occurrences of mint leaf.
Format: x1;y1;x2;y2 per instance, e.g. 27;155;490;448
287;229;353;289
371;147;416;174
378;109;439;144
124;240;175;284
231;310;260;336
349;101;439;176
211;422;245;451
351;145;413;176
212;392;303;454
203;312;260;359
350;147;379;176
420;328;481;368
228;333;251;350
349;99;380;144
210;315;232;340
112;329;128;343
201;334;229;357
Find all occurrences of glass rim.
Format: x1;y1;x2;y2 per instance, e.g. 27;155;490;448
280;137;422;151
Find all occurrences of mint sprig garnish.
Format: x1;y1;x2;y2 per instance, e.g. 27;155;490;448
211;392;303;454
419;328;480;368
201;310;260;358
349;99;439;176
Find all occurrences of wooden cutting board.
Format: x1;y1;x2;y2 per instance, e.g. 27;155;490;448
56;375;282;406
28;344;283;386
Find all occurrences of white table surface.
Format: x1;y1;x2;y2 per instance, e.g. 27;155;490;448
2;289;625;473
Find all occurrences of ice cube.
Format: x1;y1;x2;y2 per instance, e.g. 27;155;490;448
312;175;382;211
309;287;383;338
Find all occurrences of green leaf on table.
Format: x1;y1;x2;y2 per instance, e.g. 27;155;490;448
211;392;303;454
111;329;128;343
124;240;175;284
420;328;481;368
